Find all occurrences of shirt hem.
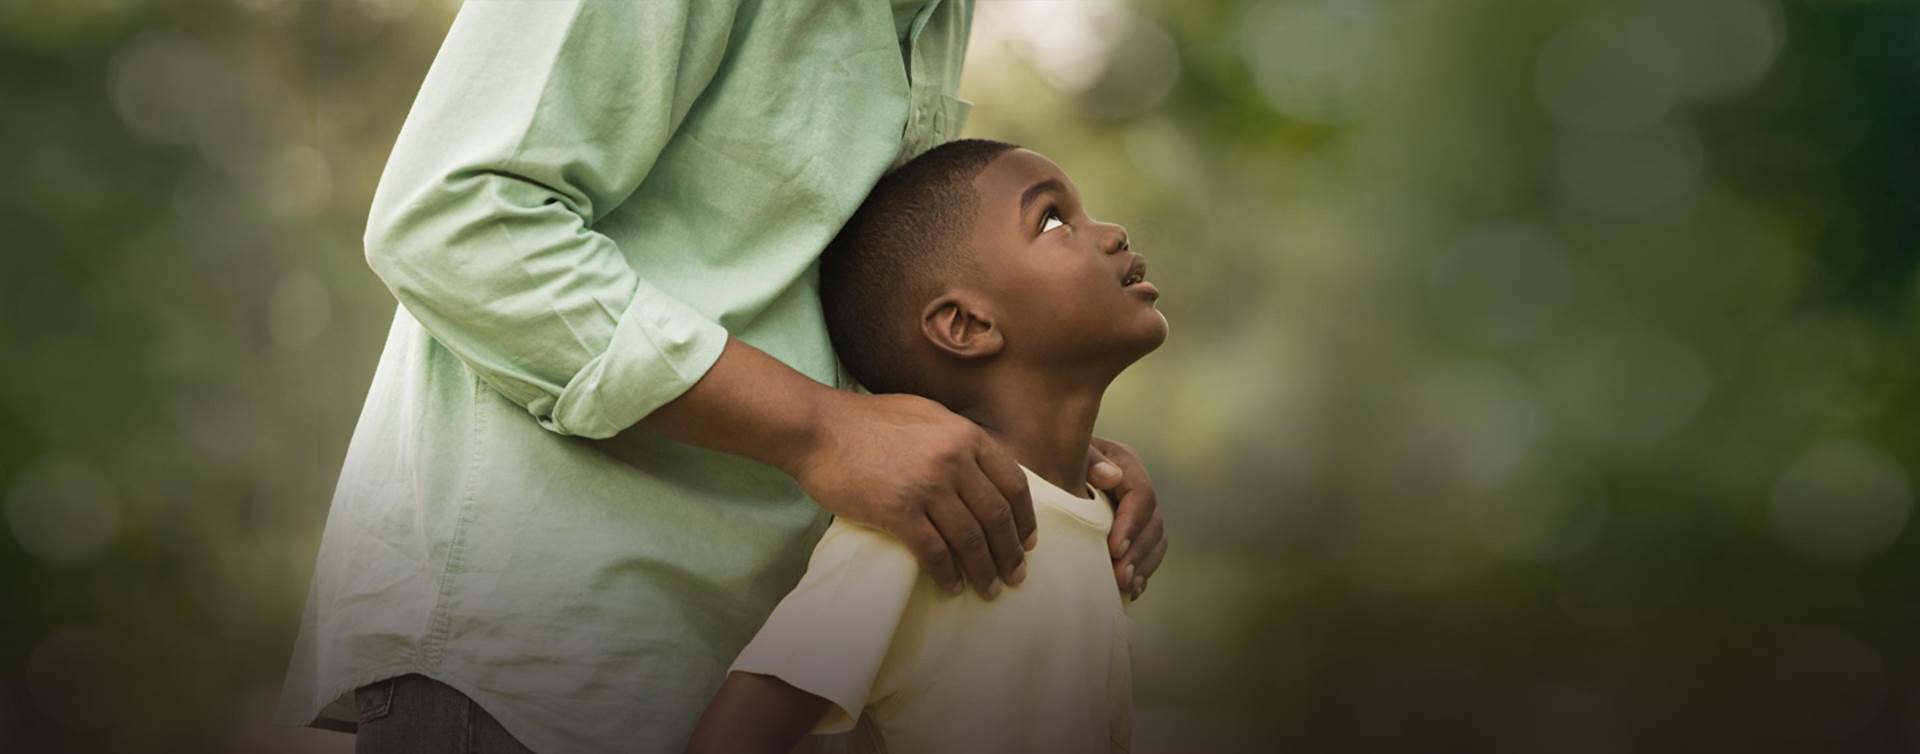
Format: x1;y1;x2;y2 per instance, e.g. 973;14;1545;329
274;662;422;734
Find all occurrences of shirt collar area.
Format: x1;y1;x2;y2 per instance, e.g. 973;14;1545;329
891;0;931;41
1017;463;1114;531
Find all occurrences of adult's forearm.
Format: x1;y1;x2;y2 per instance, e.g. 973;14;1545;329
635;335;840;478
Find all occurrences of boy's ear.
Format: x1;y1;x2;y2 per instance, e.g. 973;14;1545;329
921;291;1003;360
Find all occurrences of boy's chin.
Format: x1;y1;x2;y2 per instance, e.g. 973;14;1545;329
1113;316;1170;362
1137;308;1170;345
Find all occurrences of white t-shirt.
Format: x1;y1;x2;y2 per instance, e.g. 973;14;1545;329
729;463;1135;754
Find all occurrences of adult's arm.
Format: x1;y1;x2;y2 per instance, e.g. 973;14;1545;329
364;0;738;440
362;0;1033;596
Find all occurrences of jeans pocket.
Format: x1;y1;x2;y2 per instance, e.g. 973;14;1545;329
355;676;398;725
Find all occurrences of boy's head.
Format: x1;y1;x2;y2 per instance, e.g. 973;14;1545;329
821;138;1167;407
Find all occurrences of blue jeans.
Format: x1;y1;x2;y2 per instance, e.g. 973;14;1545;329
354;674;538;754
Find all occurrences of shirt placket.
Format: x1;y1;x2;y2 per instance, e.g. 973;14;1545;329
895;0;951;166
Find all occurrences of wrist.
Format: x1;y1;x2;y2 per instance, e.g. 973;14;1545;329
770;382;847;480
634;336;849;479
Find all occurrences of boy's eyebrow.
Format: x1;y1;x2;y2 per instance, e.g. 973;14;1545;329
1017;177;1067;216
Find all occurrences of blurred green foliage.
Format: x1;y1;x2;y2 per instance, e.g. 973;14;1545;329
2;0;1917;752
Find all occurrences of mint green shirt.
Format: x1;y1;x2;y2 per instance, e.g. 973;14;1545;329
273;2;975;753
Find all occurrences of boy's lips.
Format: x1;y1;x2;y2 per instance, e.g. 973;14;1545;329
1119;254;1157;299
1119;254;1148;287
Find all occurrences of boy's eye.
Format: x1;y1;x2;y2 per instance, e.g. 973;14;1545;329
1040;207;1065;234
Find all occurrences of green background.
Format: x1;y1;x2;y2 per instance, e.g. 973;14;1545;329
2;0;1917;751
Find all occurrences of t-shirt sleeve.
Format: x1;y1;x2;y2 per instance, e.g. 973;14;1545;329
729;518;924;734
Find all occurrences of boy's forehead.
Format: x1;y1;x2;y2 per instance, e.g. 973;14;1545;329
973;148;1069;204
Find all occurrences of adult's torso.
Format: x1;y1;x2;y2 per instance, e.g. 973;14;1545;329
273;2;977;753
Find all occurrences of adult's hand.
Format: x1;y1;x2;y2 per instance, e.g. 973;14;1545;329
634;337;1034;600
788;390;1037;599
1087;436;1165;601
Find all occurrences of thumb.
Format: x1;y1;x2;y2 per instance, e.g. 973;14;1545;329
1087;447;1124;488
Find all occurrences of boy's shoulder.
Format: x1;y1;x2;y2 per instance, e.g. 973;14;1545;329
795;515;924;597
814;515;915;563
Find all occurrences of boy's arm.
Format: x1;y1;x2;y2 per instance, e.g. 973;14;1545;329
691;521;923;752
685;671;831;754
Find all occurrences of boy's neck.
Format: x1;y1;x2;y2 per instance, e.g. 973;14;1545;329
955;366;1109;501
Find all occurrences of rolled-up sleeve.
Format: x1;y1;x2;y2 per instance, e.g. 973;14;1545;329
362;0;738;439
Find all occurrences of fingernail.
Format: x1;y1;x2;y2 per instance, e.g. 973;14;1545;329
1118;539;1132;556
1024;532;1038;551
1095;462;1121;479
1122;563;1135;584
949;580;965;595
1010;563;1028;585
986;580;1002;599
1131;574;1145;594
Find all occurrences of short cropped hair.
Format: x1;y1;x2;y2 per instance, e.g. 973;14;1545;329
820;138;1020;397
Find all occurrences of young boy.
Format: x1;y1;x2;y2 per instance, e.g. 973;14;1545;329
685;139;1168;754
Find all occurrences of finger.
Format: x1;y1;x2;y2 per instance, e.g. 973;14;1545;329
1091;447;1154;560
974;437;1038;551
1107;485;1156;561
1086;446;1124;489
897;517;962;595
1089;435;1136;482
956;463;1028;586
925;491;1002;599
1138;536;1168;584
1121;513;1165;576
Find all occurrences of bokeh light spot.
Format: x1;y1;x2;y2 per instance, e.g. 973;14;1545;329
1240;0;1383;124
1536;14;1681;132
974;0;1132;94
1646;0;1784;100
1768;440;1911;563
1079;15;1182;119
1552;123;1704;216
108;30;223;147
6;456;121;566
